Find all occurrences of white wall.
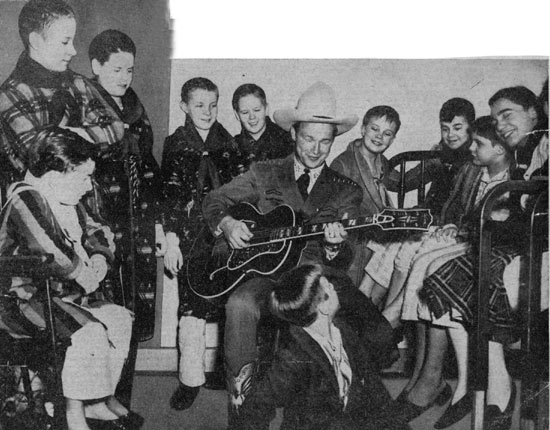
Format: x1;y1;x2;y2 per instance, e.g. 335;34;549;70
168;58;547;164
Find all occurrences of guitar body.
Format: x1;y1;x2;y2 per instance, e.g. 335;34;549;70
186;203;433;300
186;203;301;299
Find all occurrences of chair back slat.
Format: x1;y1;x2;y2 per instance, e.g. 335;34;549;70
388;150;441;208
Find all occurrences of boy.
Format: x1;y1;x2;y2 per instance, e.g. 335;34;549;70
87;29;161;340
331;106;414;293
0;0;124;178
396;116;514;425
161;77;240;410
237;264;410;430
232;83;293;169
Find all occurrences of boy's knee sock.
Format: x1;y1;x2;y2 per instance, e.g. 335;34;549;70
178;316;206;387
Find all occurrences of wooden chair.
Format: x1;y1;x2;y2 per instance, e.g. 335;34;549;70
388;150;442;208
471;179;548;430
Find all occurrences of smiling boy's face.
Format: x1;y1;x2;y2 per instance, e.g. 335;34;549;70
361;116;397;155
490;98;537;148
182;89;218;131
30;16;77;72
93;51;135;98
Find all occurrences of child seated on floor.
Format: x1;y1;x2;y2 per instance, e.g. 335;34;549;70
237;264;411;430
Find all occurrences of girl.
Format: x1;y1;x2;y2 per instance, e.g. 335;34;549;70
0;128;139;430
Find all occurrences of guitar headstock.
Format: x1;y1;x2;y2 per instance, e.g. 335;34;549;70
376;208;433;231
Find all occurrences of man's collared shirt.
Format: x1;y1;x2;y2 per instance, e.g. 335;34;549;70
294;158;324;194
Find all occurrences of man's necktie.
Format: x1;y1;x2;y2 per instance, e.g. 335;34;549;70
297;168;310;200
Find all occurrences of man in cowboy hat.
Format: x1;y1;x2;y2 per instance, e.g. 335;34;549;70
202;82;396;421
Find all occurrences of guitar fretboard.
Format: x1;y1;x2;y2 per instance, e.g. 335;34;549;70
249;214;392;245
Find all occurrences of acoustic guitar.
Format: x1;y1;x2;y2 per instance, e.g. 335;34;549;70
186;202;433;299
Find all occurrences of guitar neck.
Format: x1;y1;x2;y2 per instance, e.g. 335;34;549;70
250;214;393;245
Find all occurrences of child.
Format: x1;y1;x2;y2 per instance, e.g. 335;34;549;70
399;116;516;427
161;77;241;410
331;105;407;289
357;99;475;308
237;264;410;430
88;29;161;340
0;0;123;179
403;87;548;428
0;128;137;430
232;83;293;169
422;98;476;217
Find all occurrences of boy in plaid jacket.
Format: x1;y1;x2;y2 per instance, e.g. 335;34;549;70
0;0;124;180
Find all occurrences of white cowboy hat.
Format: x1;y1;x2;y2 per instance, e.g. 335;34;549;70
273;82;358;135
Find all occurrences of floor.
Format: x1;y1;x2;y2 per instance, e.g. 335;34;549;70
130;373;525;430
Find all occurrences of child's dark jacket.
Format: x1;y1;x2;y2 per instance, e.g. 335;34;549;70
237;321;409;430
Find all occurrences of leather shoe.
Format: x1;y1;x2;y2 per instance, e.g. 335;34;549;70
86;417;129;430
485;382;516;430
169;384;200;410
119;410;145;429
399;383;452;422
434;392;472;429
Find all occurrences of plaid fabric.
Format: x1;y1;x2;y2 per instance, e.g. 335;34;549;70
419;246;521;343
0;54;124;172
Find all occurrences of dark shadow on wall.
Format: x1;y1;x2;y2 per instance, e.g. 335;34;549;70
0;0;171;165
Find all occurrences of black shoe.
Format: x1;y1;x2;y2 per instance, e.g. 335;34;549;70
399;383;452;422
86;417;129;430
485;382;516;430
119;410;145;429
204;371;226;390
434;392;472;429
169;384;200;411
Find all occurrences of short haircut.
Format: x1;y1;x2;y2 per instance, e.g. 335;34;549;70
18;0;75;50
439;98;476;126
472;116;501;145
180;77;218;104
88;29;136;64
472;116;512;157
292;122;338;140
270;264;327;327
489;86;537;110
28;127;96;177
232;83;267;111
362;105;401;134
